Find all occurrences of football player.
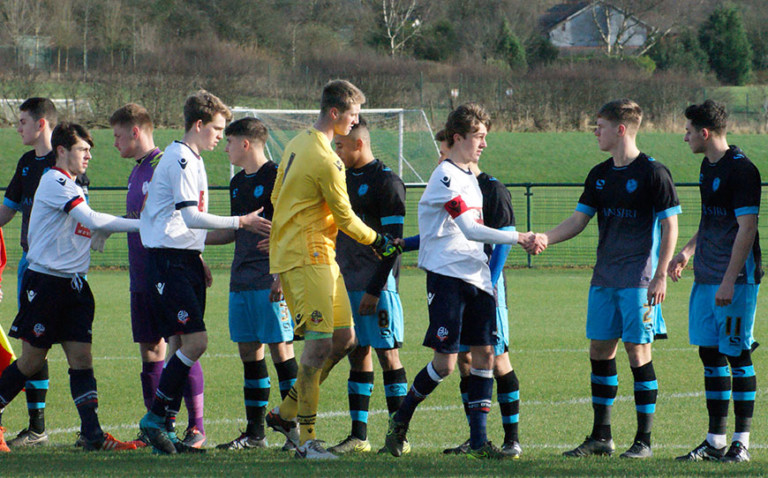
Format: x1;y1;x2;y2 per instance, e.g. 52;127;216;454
530;99;680;459
108;103;207;449
265;80;401;459
384;104;531;459
670;100;761;463
327;117;408;454
0;122;139;451
207;117;298;451
138;90;269;454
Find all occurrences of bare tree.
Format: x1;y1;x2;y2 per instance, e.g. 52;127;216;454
0;0;32;66
588;0;711;56
380;0;425;57
99;0;128;68
51;0;78;75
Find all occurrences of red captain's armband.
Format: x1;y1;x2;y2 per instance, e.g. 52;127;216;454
444;196;469;218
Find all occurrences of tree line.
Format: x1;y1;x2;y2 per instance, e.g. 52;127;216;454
0;1;766;130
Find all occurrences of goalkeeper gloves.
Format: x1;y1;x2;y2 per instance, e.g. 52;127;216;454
371;233;403;258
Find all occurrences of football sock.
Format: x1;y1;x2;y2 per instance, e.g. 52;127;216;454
295;364;322;445
497;370;520;444
348;370;374;440
699;347;729;437
274;358;298;400
727;349;755;444
244;359;269;438
165;398;180;433
279;386;299;420
590;358;617;441
631;361;657;446
468;368;494;450
25;361;48;434
183;361;205;433
382;367;408;414
140;361;164;412
150;351;192;419
459;374;470;426
394;362;443;424
69;368;102;442
0;362;30;410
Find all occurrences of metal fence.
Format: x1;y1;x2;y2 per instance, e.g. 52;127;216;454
0;184;761;270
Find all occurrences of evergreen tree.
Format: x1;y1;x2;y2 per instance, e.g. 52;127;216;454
496;19;526;71
699;6;753;85
648;28;708;73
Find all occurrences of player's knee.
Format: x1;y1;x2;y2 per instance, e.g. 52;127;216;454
698;346;726;366
726;349;752;368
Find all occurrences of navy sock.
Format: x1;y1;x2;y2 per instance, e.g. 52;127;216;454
590;358;617;441
0;362;30;409
25;361;48;433
468;369;494;450
727;350;755;434
700;347;730;435
382;368;408;415
631;361;657;446
274;358;298;400
496;370;520;444
69;368;102;442
150;353;192;419
395;362;443;424
459;375;470;426
244;359;270;438
348;370;374;440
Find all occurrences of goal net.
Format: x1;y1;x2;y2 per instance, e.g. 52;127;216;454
231;108;439;184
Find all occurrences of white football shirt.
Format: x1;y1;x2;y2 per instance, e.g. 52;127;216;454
417;159;492;294
27;167;92;275
140;141;209;251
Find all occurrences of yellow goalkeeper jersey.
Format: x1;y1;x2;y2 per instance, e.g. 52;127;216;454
270;127;377;273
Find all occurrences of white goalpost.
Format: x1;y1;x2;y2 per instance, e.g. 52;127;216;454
231;107;439;185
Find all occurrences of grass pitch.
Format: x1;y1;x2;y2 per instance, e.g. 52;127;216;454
0;267;767;476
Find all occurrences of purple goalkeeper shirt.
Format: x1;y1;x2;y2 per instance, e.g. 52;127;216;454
127;148;161;292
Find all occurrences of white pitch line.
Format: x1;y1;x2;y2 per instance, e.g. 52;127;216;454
41;389;736;438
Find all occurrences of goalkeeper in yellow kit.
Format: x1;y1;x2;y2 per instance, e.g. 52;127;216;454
266;79;401;459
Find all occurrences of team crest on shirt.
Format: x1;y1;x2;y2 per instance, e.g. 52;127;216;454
253;185;264;198
310;310;323;324
33;323;45;337
156;283;165;295
713;177;721;192
178;157;188;169
626;179;638;193
436;326;449;342
440;176;451;188
596;179;605;190
358;184;368;196
27;290;37;302
177;310;190;324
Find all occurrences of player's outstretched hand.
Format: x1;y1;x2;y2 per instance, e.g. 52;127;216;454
240;207;271;236
517;231;534;254
532;233;549;255
667;252;689;282
372;233;403;259
90;230;112;253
